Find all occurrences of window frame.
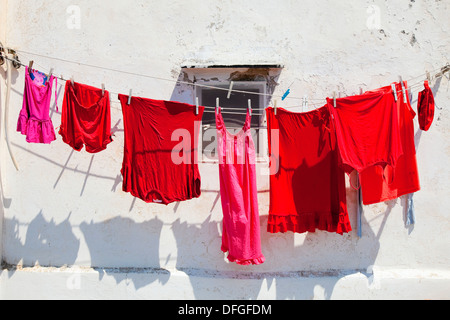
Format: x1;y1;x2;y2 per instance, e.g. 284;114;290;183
195;80;269;163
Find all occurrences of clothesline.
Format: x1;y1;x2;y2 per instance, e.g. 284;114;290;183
4;52;446;120
12;49;449;99
3;49;449;116
13;49;323;102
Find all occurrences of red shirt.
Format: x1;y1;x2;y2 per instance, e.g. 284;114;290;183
118;95;204;205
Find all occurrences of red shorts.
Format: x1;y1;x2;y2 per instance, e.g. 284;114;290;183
118;95;204;205
327;88;403;175
266;106;351;235
359;82;420;204
59;81;113;153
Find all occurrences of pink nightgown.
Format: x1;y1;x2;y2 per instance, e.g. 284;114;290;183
215;107;265;266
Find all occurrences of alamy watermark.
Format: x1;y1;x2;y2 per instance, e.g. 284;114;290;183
171;123;280;175
366;5;381;30
66;5;81;30
66;273;81;290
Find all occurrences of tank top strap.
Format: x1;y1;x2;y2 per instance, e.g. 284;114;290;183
215;106;225;134
242;109;252;132
215;107;227;162
24;66;33;87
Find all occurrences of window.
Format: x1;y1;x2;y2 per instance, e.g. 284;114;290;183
196;81;268;160
179;65;283;162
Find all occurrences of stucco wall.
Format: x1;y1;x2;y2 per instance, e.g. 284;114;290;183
0;0;9;268
1;0;449;299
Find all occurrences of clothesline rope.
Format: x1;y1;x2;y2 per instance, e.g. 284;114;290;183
11;49;448;97
15;49;309;101
3;49;448;115
4;53;440;116
5;51;447;101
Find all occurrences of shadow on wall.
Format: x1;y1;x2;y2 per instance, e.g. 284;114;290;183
1;198;390;299
79;216;171;289
0;70;4;264
3;211;80;270
168;196;389;300
0;65;17;265
2;211;171;290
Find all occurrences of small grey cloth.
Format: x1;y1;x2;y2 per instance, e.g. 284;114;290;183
406;193;415;226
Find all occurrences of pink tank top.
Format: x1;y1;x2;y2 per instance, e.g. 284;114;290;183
17;66;57;144
215;107;265;265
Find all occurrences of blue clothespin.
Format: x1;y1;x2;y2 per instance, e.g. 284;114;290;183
281;89;290;101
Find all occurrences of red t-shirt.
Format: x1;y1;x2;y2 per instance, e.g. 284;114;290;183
118;95;204;205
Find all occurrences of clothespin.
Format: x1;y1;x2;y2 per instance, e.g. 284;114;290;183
302;95;308;112
426;70;431;82
435;64;450;80
71;76;74;86
227;81;234;99
359;87;363;95
333;92;337;108
102;83;105;96
195;97;199;116
216;97;220;112
282;89;290;101
391;83;398;102
28;60;34;74
248;99;252;116
399;76;407;103
28;61;35;79
127;89;132;105
0;48;4;66
44;68;54;85
402;84;408;103
274;99;278;115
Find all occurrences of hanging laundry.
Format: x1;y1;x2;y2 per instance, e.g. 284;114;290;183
359;82;420;205
215;107;265;265
118;95;204;205
417;80;435;131
17;66;57;144
327;88;403;176
266;107;351;235
59;81;113;153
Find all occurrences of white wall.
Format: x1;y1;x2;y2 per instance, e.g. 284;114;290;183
1;0;449;299
0;0;9;268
